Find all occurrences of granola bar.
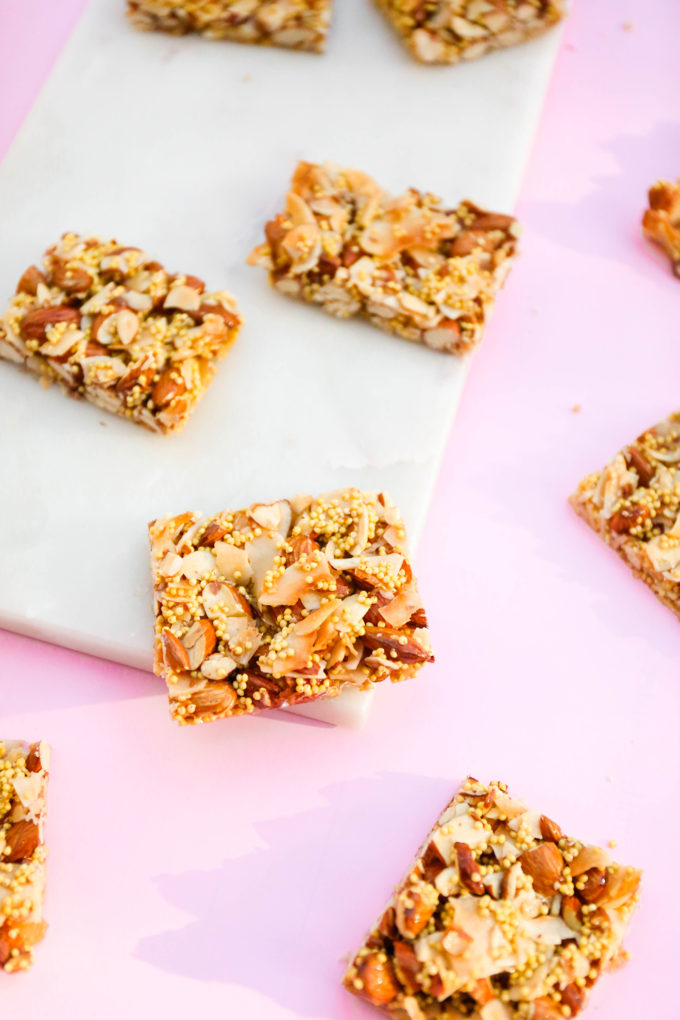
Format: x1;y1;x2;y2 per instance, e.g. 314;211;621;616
149;488;433;724
642;179;680;278
344;777;641;1020
374;0;566;65
248;162;520;355
570;411;680;618
0;233;241;433
0;740;50;974
127;0;332;52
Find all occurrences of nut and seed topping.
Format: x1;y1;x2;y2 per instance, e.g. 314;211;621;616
0;233;242;434
247;161;520;356
374;0;566;65
570;411;680;619
344;777;640;1019
149;488;433;724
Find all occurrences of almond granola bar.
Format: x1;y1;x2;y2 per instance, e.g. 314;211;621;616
247;161;520;356
570;412;680;618
344;777;640;1020
0;740;50;974
127;0;332;52
374;0;565;65
149;488;433;724
642;179;680;278
0;233;241;433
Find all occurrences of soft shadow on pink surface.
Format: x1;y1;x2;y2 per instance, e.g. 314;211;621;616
0;628;157;712
134;773;455;1016
523;120;680;276
0;627;334;727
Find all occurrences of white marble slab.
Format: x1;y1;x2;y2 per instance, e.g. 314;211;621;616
0;0;561;724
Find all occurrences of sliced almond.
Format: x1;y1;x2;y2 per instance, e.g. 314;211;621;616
182;619;217;670
570;845;611;877
164;284;201;312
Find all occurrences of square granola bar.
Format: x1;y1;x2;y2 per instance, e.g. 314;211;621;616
570;411;680;618
344;777;640;1020
0;233;241;434
375;0;566;65
642;179;680;278
149;488;433;724
247;162;520;355
1;740;50;974
127;0;332;52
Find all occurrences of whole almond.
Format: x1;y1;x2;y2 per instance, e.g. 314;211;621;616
539;815;562;843
25;741;49;774
16;265;46;296
578;867;606;903
4;820;39;863
186;682;237;719
50;258;93;294
363;625;433;664
355;953;399;1005
151;368;186;408
20;306;80;342
395;879;438;938
519;842;563;896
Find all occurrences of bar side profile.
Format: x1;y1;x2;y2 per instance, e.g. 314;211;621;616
0;740;50;974
149;489;433;725
127;0;332;52
642;179;680;277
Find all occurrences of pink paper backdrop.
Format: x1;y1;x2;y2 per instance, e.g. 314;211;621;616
1;2;679;1017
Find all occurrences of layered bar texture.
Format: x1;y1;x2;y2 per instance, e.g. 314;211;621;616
127;0;332;51
375;0;566;64
1;741;50;974
149;489;433;724
247;161;520;355
571;412;680;618
344;777;640;1020
642;179;680;278
0;233;241;433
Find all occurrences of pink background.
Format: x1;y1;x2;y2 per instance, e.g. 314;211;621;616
1;1;679;1017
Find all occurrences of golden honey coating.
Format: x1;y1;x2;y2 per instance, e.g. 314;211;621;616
0;740;50;974
149;488;433;725
127;0;332;52
0;233;242;434
642;179;680;278
571;412;680;619
247;161;520;356
375;0;566;64
344;778;641;1020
